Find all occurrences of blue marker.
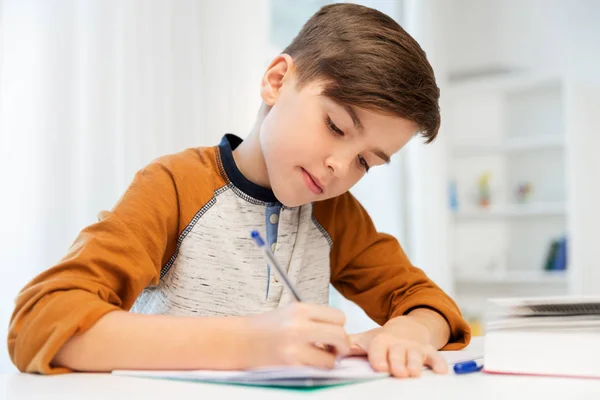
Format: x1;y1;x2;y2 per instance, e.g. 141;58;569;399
251;230;304;302
453;360;483;374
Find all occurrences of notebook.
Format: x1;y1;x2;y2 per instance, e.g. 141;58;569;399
112;343;483;388
484;296;600;379
488;295;600;317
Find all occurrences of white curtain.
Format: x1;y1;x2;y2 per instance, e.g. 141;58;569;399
0;0;270;372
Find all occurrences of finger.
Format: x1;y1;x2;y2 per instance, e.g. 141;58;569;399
300;303;346;326
348;343;368;356
368;335;391;373
424;348;448;374
298;345;337;369
347;333;368;356
405;347;426;377
388;344;410;378
304;322;351;356
313;342;337;355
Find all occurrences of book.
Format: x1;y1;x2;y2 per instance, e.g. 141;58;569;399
543;236;568;271
112;344;483;388
484;296;600;378
543;239;560;271
553;236;568;271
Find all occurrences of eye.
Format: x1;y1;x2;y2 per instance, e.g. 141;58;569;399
325;116;344;136
358;155;370;172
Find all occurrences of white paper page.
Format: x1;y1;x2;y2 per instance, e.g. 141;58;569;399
113;343;484;385
113;368;249;381
245;356;387;380
113;356;386;383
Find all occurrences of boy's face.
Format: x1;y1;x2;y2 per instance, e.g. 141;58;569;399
259;56;417;207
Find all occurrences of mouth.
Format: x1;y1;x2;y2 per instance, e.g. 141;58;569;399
301;168;324;195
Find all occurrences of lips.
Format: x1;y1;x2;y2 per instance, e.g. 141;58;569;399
301;168;324;195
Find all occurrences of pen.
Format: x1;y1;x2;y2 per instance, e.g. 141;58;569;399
453;360;484;374
251;230;304;302
251;230;338;356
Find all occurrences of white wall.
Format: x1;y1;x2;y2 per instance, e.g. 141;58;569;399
400;0;455;295
566;82;600;296
446;0;600;83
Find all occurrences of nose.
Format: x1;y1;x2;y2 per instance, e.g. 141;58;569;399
324;152;353;179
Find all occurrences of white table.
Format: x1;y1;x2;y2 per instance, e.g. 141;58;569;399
3;338;599;400
4;369;600;400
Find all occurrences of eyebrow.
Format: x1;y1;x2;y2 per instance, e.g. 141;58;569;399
343;105;364;132
341;103;391;164
375;150;391;165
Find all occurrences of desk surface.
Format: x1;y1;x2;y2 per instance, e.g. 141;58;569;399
3;338;600;400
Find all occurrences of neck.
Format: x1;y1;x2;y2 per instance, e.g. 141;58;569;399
232;106;271;188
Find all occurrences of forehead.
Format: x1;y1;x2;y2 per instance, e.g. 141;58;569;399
287;78;418;155
350;104;418;155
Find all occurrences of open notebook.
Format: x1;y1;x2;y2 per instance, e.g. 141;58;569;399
112;341;483;388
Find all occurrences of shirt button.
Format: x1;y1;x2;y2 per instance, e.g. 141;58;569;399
271;242;277;252
273;275;279;283
269;213;279;224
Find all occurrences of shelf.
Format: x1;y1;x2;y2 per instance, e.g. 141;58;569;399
448;72;562;97
455;270;568;285
453;134;564;157
452;202;566;219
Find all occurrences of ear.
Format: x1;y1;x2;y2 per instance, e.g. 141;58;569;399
260;54;294;106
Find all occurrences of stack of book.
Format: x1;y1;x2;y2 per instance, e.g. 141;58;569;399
484;296;600;378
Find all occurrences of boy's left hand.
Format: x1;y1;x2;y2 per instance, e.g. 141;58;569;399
347;312;448;378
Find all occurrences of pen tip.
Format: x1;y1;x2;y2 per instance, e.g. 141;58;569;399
250;230;265;247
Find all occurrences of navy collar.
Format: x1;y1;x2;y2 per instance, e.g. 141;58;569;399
218;134;280;204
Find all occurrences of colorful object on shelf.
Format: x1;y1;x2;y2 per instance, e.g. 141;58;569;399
515;182;533;203
468;317;484;336
544;236;567;271
449;180;459;211
477;172;492;207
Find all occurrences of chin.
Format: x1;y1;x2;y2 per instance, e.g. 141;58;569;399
272;190;305;208
271;184;308;208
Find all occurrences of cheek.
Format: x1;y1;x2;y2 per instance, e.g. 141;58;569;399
260;108;289;151
330;172;363;196
260;118;299;172
346;172;363;188
261;105;300;146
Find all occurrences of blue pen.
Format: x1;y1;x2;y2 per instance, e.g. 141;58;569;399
252;230;340;356
453;360;484;374
251;230;304;302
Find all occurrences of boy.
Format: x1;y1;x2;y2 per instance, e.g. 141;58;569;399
8;3;470;378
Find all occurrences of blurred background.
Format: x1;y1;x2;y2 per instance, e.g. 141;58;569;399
1;0;599;372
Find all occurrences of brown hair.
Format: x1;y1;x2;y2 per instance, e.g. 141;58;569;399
283;3;440;143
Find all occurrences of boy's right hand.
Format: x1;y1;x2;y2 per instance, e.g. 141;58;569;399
243;303;350;370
